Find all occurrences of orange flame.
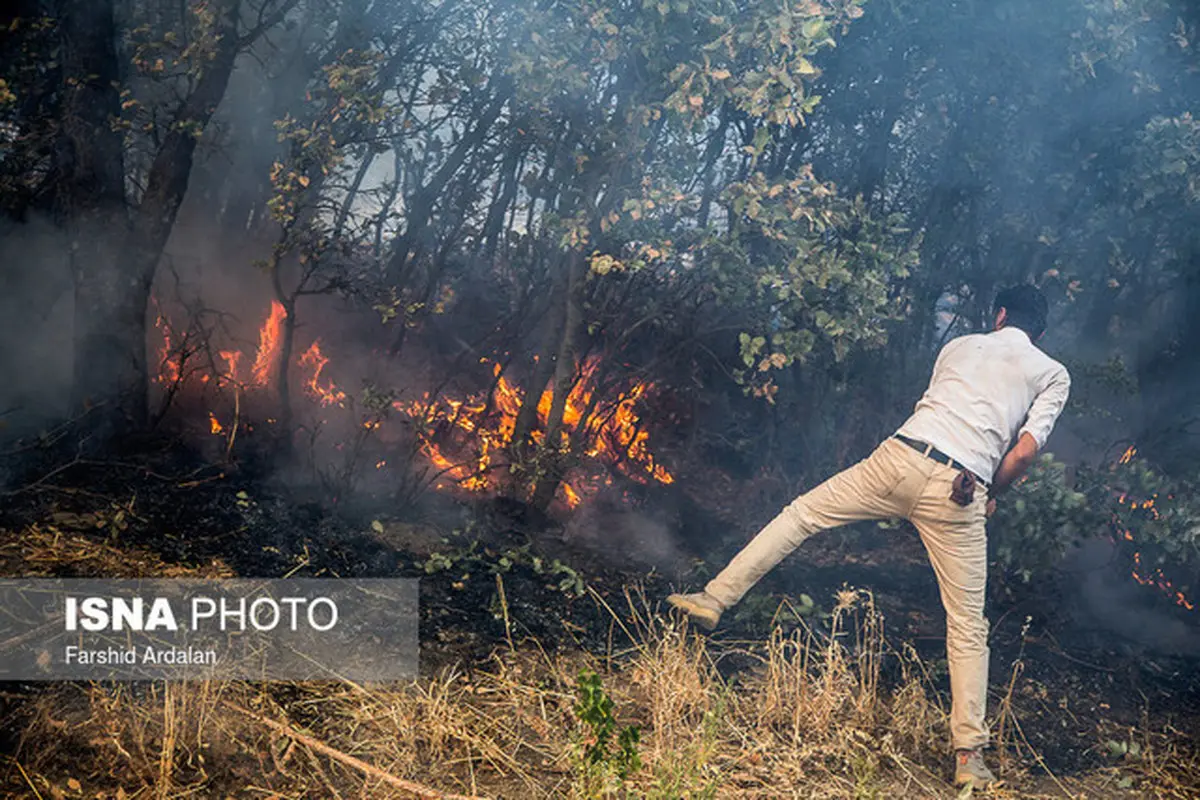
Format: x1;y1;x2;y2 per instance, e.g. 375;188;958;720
218;350;242;384
1114;451;1194;612
1131;551;1195;611
155;314;181;385
152;300;671;514
399;356;673;508
250;300;287;387
299;340;347;407
585;381;675;485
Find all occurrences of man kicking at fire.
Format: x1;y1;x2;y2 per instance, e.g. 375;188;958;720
667;284;1070;790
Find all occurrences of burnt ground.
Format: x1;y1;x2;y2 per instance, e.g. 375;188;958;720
764;530;1200;775
0;440;1198;793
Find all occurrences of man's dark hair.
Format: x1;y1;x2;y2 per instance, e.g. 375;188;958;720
993;284;1049;339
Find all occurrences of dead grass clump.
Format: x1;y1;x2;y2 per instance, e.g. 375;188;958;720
8;676;500;799
0;517;234;578
888;643;945;753
11;679;269;798
298;660;563;792
707;588;946;797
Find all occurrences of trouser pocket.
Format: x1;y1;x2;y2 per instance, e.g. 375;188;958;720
867;442;908;500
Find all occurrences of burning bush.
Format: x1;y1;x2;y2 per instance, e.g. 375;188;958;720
151;296;679;515
990;447;1198;613
401;357;675;511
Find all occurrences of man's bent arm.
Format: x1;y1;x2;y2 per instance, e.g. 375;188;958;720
1020;365;1070;449
992;365;1070;495
990;432;1039;495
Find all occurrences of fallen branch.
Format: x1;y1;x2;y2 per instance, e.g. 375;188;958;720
223;701;488;800
0;451;85;497
2;456;222;497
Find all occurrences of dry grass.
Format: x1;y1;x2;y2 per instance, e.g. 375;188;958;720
0;515;234;578
0;519;1196;799
5;588;951;799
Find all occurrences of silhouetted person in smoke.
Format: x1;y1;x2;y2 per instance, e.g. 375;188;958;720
668;284;1070;790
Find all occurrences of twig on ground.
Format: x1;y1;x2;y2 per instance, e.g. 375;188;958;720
0;406;99;457
1034;631;1117;673
1006;707;1078;799
4;757;44;800
223;700;489;800
496;573;514;652
175;473;227;489
2;457;219;497
1;461;82;497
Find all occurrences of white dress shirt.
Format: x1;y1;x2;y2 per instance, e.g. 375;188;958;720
895;326;1071;482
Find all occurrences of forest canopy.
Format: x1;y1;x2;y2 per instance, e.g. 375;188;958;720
2;0;1200;602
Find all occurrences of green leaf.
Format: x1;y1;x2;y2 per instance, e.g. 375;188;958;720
802;18;826;40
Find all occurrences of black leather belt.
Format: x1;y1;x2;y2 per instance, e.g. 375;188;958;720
892;433;987;487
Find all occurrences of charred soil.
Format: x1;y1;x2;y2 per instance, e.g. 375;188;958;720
0;445;1197;798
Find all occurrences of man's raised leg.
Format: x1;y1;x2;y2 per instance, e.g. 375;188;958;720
669;440;913;628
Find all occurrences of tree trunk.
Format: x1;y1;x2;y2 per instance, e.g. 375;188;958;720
128;0;241;255
333;149;376;239
1134;249;1200;469
56;0;136;432
480;131;526;264
276;301;297;457
387;81;510;279
697;108;731;228
856;49;903;212
510;260;563;453
59;0;243;434
373;147;403;256
531;250;585;510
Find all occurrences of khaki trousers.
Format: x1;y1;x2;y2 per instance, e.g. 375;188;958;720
705;437;990;750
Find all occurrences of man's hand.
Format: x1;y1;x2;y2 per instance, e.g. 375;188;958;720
986;498;997;518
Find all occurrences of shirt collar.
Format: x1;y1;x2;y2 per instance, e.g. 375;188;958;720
992;325;1031;344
